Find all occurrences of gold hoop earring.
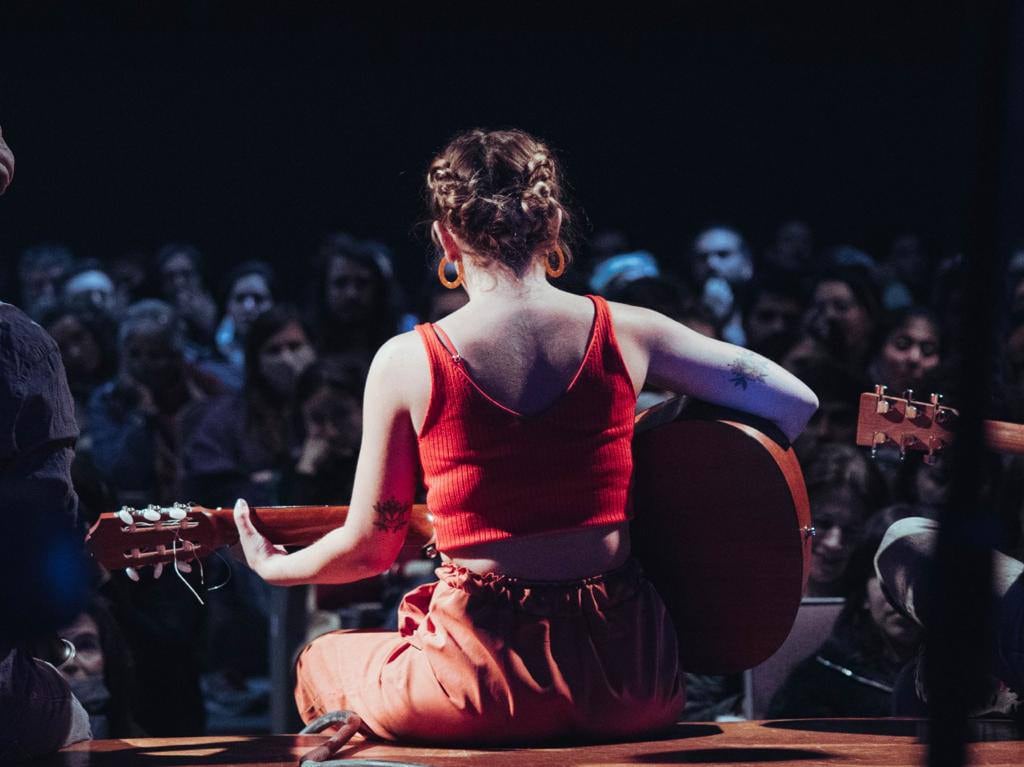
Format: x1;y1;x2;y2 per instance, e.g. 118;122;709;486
546;245;567;279
438;256;464;289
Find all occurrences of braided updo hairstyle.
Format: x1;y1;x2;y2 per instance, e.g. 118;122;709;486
427;128;571;276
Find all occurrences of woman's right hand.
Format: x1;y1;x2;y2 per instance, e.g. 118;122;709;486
233;498;288;581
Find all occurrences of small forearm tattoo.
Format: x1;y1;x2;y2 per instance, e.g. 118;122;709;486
728;351;768;390
373;498;411;533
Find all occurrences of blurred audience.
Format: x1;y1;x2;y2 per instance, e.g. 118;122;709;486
768;506;924;717
742;271;806;363
87;299;221;508
802;444;887;597
788;263;882;374
688;225;754;346
210;261;276;390
314;232;398;368
154;243;220;352
55;599;141;738
40;301;119;439
62;261;116;314
18;202;1020;732
184;304;314;508
18;243;75;320
868;307;943;396
289;357;365;505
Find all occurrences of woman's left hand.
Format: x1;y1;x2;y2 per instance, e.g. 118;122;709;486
233;498;287;580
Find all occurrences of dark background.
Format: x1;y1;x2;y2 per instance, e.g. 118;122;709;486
0;3;997;300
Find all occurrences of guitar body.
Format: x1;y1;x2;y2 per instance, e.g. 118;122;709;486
632;396;811;674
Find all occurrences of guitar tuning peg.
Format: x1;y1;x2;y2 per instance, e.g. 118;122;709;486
153;562;164;579
873;384;890;414
176;560;193;574
901;390;917;419
142;505;162;523
117;508;135;526
870;431;887;459
125;567;140;582
167;505;188;521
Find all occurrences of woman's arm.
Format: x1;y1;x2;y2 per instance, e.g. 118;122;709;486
615;303;819;443
234;334;421;586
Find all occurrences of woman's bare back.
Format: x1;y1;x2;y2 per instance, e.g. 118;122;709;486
413;290;637;579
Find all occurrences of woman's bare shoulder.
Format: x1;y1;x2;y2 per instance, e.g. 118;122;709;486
373;330;429;373
604;299;674;343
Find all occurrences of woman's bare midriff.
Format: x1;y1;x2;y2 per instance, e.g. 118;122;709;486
440;521;631;581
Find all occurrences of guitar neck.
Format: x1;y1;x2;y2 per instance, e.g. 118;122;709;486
983;419;1024;456
215;504;434;549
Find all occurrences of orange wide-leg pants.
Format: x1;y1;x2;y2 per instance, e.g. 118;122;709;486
294;559;684;745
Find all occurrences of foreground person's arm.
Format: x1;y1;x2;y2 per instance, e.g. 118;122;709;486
0;125;13;194
615;302;819;443
234;334;420;586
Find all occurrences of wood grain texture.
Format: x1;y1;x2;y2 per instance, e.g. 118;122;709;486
46;720;1023;766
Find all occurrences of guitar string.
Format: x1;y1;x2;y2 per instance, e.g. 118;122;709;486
172;537;204;605
206;548;233;593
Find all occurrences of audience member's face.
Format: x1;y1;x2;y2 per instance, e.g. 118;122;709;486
22;263;69;318
258;321;315;397
794;399;858;460
912;452;953;506
888;235;927;287
64;269;116;313
109;259;146;310
227;273;273;339
123;330;183;390
47;315;102;381
327;256;377;324
692;228;752;287
57;612;104;683
745;292;803;353
877;315;940;394
809;493;864;593
301;385;362;458
159;252;202;298
809;280;873;358
865;576;920;648
771;221;813;272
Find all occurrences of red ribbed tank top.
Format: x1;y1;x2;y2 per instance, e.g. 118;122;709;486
414;295;635;551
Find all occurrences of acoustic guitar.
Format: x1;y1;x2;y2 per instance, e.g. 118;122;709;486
86;395;812;674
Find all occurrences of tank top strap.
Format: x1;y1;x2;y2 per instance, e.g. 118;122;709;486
586;293;614;360
585;294;634;388
430;323;461;360
414;323;457;380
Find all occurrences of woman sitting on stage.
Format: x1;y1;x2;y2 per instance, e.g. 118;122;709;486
232;128;819;744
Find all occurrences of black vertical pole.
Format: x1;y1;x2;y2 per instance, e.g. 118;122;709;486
927;3;1015;766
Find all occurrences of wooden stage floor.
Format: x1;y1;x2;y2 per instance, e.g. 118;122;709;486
43;719;1023;767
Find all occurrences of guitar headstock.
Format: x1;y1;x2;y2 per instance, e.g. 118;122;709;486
856;385;958;463
85;503;236;570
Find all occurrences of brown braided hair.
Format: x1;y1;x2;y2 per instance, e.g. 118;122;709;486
426;128;572;276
